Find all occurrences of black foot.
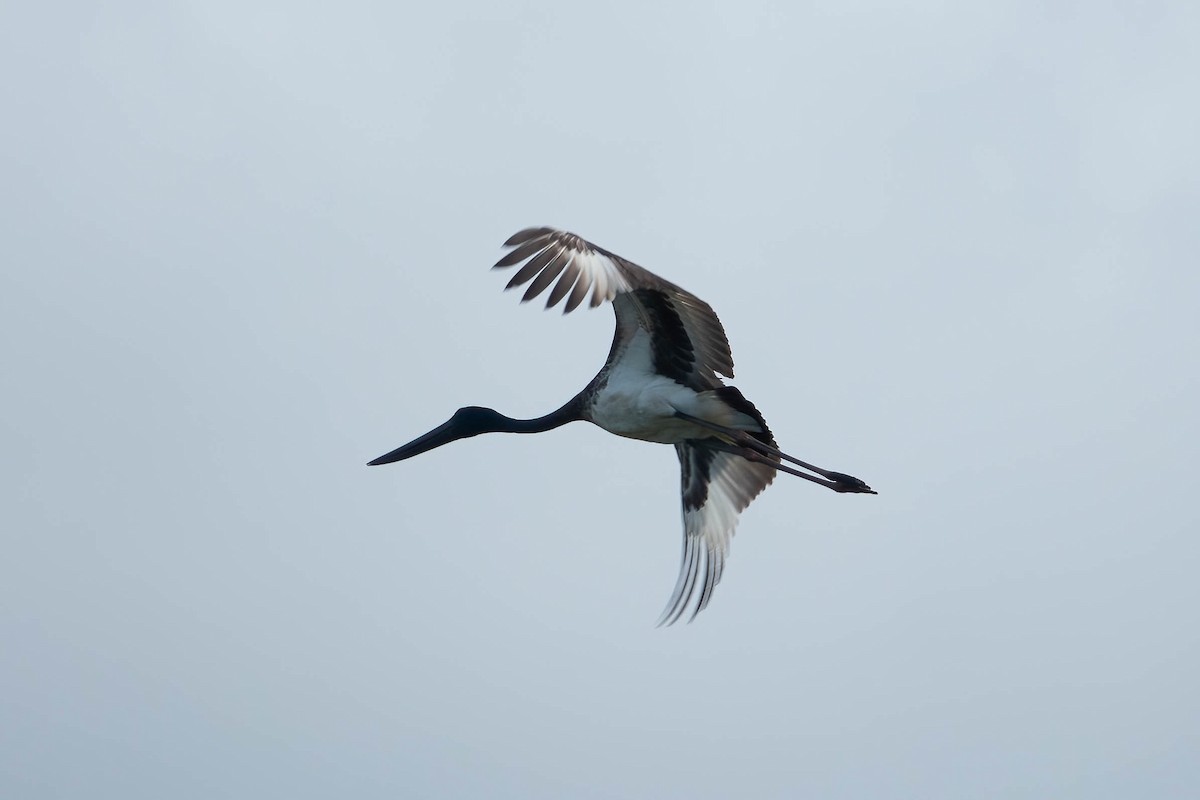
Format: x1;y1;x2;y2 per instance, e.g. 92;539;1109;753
827;472;876;494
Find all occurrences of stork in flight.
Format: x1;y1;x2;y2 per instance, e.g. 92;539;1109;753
369;227;875;624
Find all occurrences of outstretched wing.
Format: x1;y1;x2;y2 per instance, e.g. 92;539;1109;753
660;440;777;625
658;386;778;625
493;227;736;388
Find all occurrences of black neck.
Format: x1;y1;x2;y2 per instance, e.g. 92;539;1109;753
367;395;585;466
491;397;583;434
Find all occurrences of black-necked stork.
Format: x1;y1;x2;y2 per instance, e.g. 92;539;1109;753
369;227;875;624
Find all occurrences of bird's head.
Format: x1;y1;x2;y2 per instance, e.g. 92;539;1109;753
449;406;509;437
367;406;512;466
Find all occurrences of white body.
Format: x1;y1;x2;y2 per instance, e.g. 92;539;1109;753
587;329;758;443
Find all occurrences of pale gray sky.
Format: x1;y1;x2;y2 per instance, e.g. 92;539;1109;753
3;1;1199;798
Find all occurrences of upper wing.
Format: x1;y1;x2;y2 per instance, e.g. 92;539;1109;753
493;227;737;386
660;441;777;625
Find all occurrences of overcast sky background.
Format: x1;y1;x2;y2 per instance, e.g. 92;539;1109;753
3;1;1199;797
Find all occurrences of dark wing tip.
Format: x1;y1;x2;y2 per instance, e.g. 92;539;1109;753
502;227;557;248
492;227;626;315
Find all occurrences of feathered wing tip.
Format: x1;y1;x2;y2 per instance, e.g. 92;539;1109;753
492;227;631;313
656;528;730;626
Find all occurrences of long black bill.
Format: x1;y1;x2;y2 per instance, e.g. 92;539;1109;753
367;419;463;466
